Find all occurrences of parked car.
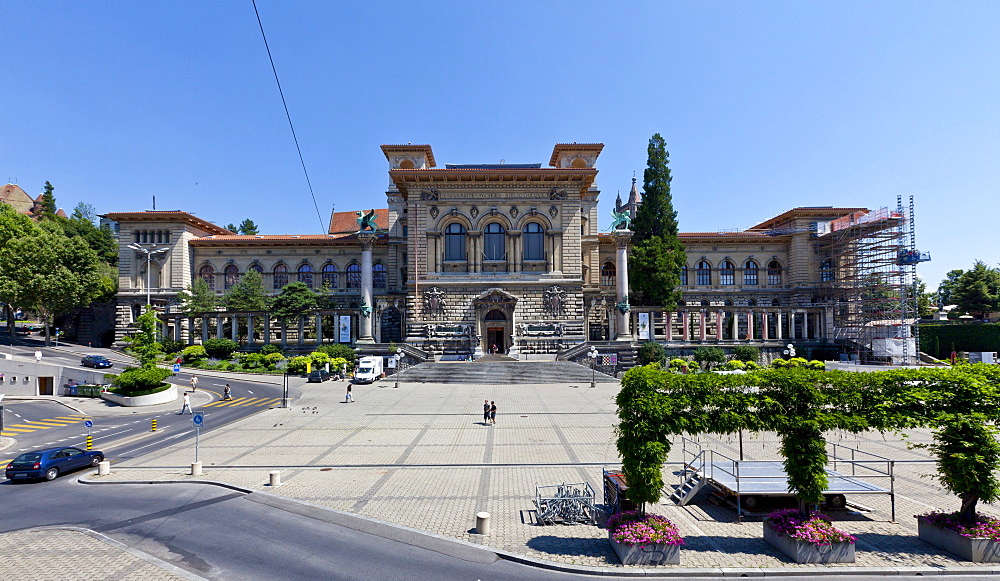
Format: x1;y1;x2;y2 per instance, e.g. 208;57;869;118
81;355;113;369
307;369;330;383
5;447;104;482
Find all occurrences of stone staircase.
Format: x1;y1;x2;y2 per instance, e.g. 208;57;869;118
399;358;619;385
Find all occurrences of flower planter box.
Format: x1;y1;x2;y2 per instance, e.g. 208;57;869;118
608;531;680;565
918;516;1000;562
763;518;856;564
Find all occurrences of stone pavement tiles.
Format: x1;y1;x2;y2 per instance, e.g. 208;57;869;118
93;377;997;570
0;529;195;581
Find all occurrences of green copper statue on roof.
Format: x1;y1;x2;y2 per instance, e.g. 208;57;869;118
609;208;632;231
356;209;380;233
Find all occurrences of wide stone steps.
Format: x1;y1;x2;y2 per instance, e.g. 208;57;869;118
398;360;619;385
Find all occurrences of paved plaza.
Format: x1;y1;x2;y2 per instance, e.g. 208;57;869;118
70;371;1000;574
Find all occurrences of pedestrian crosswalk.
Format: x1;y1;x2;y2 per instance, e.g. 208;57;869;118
0;416;87;438
201;397;281;408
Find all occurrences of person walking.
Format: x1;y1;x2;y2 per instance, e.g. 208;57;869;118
223;384;232;400
483;399;490;425
489;401;497;425
180;392;192;414
34;349;42;363
190;375;199;391
345;384;353;403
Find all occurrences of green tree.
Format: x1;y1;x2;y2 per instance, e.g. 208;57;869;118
55;212;119;266
271;281;319;321
692;346;725;370
38;181;57;220
70;202;96;223
224;223;238;232
629;134;686;308
731;345;760;363
937;269;965;307
916;277;935;317
237;219;259;235
221;268;269;311
0;231;103;345
127;307;164;367
0;205;43;338
952;261;1000;319
637;341;667;366
177;277;218;315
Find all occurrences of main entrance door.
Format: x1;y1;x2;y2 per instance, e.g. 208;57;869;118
486;327;504;353
484;309;507;354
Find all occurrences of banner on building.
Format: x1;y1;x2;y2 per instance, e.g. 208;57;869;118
637;312;650;340
339;316;352;343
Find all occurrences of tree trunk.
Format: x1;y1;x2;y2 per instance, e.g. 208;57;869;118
960;493;979;525
43;314;51;346
5;304;14;340
798;497;811;519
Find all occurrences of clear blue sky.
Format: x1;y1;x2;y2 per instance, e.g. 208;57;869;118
3;1;998;290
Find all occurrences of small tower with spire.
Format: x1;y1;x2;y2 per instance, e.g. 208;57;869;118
620;176;642;221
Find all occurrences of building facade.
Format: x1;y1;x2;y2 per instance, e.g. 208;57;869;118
108;143;904;360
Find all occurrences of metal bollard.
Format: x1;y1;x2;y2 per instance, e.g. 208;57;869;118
97;460;111;476
475;511;491;535
86;435;93;451
151;418;157;431
269;470;282;486
191;461;203;476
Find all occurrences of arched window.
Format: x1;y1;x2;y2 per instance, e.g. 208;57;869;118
767;260;782;285
680;265;689;286
601;262;616;287
199;265;215;290
322;264;338;289
224;264;240;290
141;231;149;243
523;222;544;261
248;263;264;274
483;223;506;261
164;231;170;244
373;263;386;289
298;264;313;287
133;231;141;244
346;263;361;289
696;261;712;286
444;223;466;261
743;261;759;285
820;259;834;282
720;261;735;285
273;264;288;289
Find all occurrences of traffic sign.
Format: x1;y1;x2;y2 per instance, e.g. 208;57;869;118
84;420;93;428
192;412;204;427
173;363;181;372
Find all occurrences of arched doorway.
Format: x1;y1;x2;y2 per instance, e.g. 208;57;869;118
484;309;507;354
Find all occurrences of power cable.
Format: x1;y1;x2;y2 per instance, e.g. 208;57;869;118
251;0;326;233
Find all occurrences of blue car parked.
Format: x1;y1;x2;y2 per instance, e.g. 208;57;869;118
5;447;104;482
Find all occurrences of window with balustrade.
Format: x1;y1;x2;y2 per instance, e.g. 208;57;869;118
696;261;712;286
273;264;288;289
743;261;759;285
720;261;735;285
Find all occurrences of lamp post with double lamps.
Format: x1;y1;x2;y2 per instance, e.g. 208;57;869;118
587;346;599;389
128;244;169;306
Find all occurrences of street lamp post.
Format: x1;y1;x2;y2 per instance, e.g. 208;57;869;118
127;243;169;306
393;353;402;389
588;346;599;389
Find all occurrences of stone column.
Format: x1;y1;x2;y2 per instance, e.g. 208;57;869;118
612;230;633;341
717;310;724;341
789;312;797;340
776;311;783;340
231;315;238;342
315;314;323;345
665;311;672;341
682;310;690;342
731;311;738;340
247;314;255;347
201;317;209;344
280;319;288;348
747;311;754;340
216;316;224;339
509;230;520;272
762;312;769;341
553;232;563;273
357;231;377;344
263;315;271;345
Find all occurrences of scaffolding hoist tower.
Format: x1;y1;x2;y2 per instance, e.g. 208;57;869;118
820;196;930;365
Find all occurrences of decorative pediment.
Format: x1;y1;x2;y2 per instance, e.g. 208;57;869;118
472;288;518;310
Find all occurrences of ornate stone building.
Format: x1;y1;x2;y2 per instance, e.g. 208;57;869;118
107;143;898;359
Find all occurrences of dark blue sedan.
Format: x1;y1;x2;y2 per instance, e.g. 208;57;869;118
5;447;104;481
81;355;113;369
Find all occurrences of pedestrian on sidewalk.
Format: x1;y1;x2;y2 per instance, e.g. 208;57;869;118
180;392;192;414
483;399;490;425
190;375;199;391
224;384;232;400
34;349;42;363
490;401;497;425
345;384;353;402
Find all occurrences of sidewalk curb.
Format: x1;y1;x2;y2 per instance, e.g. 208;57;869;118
8;525;209;581
2;395;87;414
73;477;1000;578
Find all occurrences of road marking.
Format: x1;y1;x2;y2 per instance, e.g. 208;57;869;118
14;413;22;418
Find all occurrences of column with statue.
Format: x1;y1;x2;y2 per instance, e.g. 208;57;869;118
610;208;633;341
356;210;380;344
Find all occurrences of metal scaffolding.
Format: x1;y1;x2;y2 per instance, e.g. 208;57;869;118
820;196;929;365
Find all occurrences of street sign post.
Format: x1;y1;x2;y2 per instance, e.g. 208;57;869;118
84;419;94;450
192;412;204;463
173;363;181;372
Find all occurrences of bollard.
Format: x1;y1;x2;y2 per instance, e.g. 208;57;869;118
191;461;203;476
269;470;282;487
86;435;93;451
97;460;111;476
151;418;157;431
475;511;491;535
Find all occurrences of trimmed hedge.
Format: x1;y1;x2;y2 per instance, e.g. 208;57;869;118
920;323;1000;359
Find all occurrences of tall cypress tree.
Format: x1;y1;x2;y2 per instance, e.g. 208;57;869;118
629;134;687;308
39;181;57;219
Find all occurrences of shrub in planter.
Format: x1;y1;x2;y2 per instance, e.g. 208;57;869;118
638;341;667;366
731;345;760;363
238;352;266;369
606;510;683;565
160;339;187;356
260;343;282;356
286;356;311;374
309;351;331;366
806;360;826;370
668;358;689;373
181;345;208;363
263;352;286;368
764;508;856;563
721;359;746;371
316;343;356;369
111;366;173;396
693;346;725;370
787;357;809;368
771;358;789;368
916;512;1000;562
204;338;239;360
744;361;761;370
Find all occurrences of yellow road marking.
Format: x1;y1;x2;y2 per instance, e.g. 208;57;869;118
258;398;280;406
6;424;51;431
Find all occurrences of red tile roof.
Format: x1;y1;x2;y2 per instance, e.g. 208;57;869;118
328;209;389;234
103;211;233;235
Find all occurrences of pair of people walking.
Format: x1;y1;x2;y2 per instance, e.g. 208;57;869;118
483;400;496;425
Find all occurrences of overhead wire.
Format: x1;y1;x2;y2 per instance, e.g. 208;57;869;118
251;0;326;233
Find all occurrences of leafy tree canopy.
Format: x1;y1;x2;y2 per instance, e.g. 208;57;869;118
237;219;259;235
937;269;965;307
38;181;57;220
221;268;270;311
952;261;1000;318
177;277;218;315
271;281;319;320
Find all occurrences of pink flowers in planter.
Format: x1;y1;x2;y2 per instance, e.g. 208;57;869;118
918;512;1000;540
767;508;856;546
607;510;685;547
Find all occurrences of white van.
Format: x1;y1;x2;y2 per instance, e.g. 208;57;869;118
354;356;384;384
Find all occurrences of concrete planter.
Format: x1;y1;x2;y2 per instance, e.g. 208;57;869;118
918;516;1000;562
763;518;855;564
101;384;177;407
608;531;680;565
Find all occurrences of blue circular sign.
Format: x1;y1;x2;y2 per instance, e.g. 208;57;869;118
193;413;204;426
84;420;93;428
